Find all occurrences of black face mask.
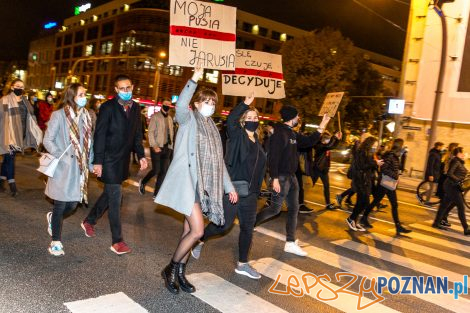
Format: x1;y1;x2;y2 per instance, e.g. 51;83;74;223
13;88;23;96
244;121;259;132
292;120;299;128
162;105;170;112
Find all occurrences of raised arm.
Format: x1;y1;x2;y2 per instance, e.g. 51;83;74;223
175;65;204;125
226;92;255;139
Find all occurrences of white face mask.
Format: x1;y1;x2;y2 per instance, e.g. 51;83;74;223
199;103;215;117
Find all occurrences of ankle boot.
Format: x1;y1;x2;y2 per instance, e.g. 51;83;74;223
396;223;411;235
9;182;17;197
177;262;196;293
161;260;179;294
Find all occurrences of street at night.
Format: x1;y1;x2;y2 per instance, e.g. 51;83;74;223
1;153;468;313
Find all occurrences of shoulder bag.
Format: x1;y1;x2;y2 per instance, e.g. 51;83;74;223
380;174;398;191
37;144;72;178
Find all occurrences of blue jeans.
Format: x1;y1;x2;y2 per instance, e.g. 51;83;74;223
1;152;16;182
255;174;300;242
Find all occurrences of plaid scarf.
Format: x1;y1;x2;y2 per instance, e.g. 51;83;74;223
64;105;92;204
0;93;33;153
194;111;225;226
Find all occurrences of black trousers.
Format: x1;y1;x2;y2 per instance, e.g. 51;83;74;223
85;184;123;244
295;167;305;205
310;168;331;205
202;193;258;263
142;146;171;196
349;189;370;222
363;185;400;224
434;182;468;231
256;174;299;242
51;200;78;241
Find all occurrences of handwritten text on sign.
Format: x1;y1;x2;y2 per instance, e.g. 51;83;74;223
318;92;344;117
169;0;236;70
222;49;285;99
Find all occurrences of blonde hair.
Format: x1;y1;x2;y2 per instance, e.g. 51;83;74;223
240;107;263;140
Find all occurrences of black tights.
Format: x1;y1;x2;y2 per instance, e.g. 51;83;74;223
172;203;204;264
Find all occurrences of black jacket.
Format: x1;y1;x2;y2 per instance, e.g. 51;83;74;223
312;136;339;172
351;149;377;194
224;102;266;193
380;151;400;180
425;148;442;180
446;157;468;183
269;123;321;178
93;97;145;184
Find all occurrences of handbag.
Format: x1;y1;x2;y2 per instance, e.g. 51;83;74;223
380;174;398;191
37;144;72;177
232;142;260;197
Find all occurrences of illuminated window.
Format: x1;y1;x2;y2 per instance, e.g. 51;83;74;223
280;33;287;42
85;43;96;56
252;25;259;35
101;41;113;55
124;4;130;12
205;70;219;84
80;19;85;26
93;15;98;22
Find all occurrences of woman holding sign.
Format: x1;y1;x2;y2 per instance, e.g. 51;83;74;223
155;65;238;294
191;94;267;280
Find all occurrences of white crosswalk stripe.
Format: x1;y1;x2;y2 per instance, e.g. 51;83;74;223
357;232;470;266
188;272;288;313
413;222;470;242
252;257;399;313
64;292;148;313
385;228;470;253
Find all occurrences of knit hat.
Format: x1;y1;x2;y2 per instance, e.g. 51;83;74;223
280;105;298;122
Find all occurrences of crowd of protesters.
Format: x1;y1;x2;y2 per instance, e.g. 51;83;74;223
0;66;468;296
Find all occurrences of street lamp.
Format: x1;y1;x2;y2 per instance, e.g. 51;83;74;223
154;51;167;103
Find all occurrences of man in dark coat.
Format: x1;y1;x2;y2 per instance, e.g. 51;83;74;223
81;74;147;255
424;142;444;203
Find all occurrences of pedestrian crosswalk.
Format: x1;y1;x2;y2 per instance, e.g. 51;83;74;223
186;222;470;313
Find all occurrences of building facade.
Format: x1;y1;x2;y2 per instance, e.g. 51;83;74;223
27;0;401;119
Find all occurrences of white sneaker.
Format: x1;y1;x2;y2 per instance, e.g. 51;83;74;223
355;223;366;232
48;241;64;256
284;240;308;257
46;212;52;237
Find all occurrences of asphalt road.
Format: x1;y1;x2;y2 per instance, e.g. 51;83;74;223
0;153;469;313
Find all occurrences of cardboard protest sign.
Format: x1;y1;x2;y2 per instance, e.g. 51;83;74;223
318;92;344;117
169;0;236;70
222;49;285;99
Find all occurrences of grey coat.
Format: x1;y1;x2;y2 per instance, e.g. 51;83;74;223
43;109;93;202
155;80;234;216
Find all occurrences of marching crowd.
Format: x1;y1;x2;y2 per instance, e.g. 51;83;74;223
0;65;468;296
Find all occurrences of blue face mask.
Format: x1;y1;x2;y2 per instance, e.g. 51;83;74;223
118;91;132;101
76;97;87;108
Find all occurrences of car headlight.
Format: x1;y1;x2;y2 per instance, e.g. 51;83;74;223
340;150;350;156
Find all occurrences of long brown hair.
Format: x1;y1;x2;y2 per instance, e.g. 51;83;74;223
59;83;83;111
5;78;24;96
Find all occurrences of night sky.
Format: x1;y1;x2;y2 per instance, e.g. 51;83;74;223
0;0;409;62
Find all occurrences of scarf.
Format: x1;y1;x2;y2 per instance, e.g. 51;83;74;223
194;111;225;226
64;105;92;204
0;93;33;153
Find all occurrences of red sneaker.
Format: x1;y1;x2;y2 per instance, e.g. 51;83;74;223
110;241;131;255
81;221;96;237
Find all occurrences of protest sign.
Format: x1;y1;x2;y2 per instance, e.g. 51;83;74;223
222;49;285;99
169;0;236;70
318;92;344;117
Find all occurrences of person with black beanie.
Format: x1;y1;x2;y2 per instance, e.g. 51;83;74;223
255;104;330;256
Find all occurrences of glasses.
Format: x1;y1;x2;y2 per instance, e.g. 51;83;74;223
117;86;133;92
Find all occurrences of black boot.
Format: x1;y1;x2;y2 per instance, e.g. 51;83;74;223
396;223;412;235
177;262;196;293
161;260;179;294
9;182;17;197
0;179;5;192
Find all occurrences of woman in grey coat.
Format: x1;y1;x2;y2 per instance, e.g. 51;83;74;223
155;66;238;294
43;83;93;256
